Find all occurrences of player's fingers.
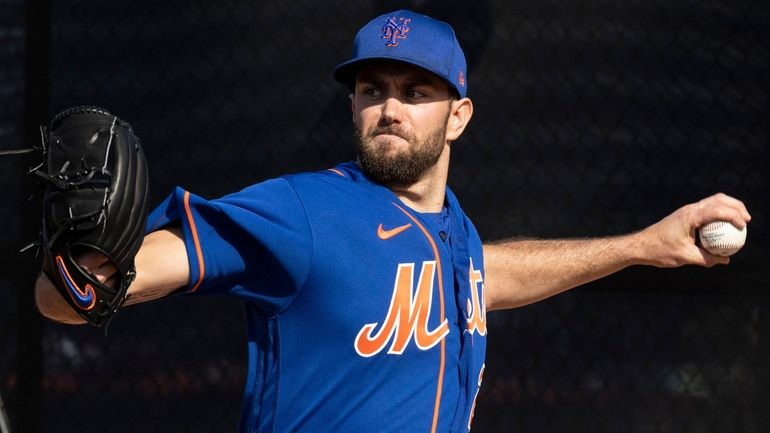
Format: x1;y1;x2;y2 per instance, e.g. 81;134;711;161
712;192;751;219
686;245;730;267
701;193;751;220
695;196;751;229
93;261;119;285
75;250;109;272
699;248;730;267
699;208;746;230
713;193;752;222
74;250;117;283
104;273;120;289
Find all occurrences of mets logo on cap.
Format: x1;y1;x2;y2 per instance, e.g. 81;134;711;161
382;16;411;46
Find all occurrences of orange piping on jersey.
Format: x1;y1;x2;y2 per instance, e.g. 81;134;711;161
393;203;445;433
327;168;346;177
183;191;205;292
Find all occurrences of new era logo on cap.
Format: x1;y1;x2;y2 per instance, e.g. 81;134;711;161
333;10;468;98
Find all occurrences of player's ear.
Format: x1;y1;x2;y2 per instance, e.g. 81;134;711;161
349;93;356;124
446;97;473;142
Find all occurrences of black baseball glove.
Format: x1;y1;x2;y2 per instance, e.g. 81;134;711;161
36;106;149;326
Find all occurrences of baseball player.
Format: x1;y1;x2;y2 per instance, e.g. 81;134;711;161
35;10;750;433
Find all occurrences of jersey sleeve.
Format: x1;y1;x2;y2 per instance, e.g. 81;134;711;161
145;178;313;315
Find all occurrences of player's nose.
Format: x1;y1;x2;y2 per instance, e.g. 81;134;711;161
379;97;404;125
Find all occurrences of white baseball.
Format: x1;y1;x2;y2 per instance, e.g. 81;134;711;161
698;221;747;256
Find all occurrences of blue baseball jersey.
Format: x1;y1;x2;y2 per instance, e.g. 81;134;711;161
146;162;488;432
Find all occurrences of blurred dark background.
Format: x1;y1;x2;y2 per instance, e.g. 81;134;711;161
1;0;767;432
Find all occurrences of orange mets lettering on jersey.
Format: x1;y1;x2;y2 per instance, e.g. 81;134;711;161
465;258;487;336
355;261;450;357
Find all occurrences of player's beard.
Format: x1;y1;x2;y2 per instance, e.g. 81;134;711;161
354;121;448;186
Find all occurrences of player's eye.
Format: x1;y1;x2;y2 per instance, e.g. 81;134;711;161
361;87;382;98
405;89;426;100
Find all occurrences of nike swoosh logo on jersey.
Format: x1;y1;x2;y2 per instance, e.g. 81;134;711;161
377;223;412;240
56;255;97;310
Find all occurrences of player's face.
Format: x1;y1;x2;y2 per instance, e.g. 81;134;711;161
351;62;454;186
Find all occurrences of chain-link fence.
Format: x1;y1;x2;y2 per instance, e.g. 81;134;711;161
1;0;768;432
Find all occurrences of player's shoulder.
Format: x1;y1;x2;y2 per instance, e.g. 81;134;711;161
216;162;371;207
280;162;397;212
282;161;371;190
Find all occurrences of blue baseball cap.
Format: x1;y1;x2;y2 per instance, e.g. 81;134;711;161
333;10;468;98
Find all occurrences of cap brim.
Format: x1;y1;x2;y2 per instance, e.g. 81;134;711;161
332;57;420;86
333;56;457;96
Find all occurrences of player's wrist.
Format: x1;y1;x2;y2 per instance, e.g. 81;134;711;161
35;273;88;324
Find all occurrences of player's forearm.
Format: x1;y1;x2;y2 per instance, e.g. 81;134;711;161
483;234;642;311
123;227;190;305
483;194;752;311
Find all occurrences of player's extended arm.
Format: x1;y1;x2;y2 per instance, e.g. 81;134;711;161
35;227;190;324
483;193;751;311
